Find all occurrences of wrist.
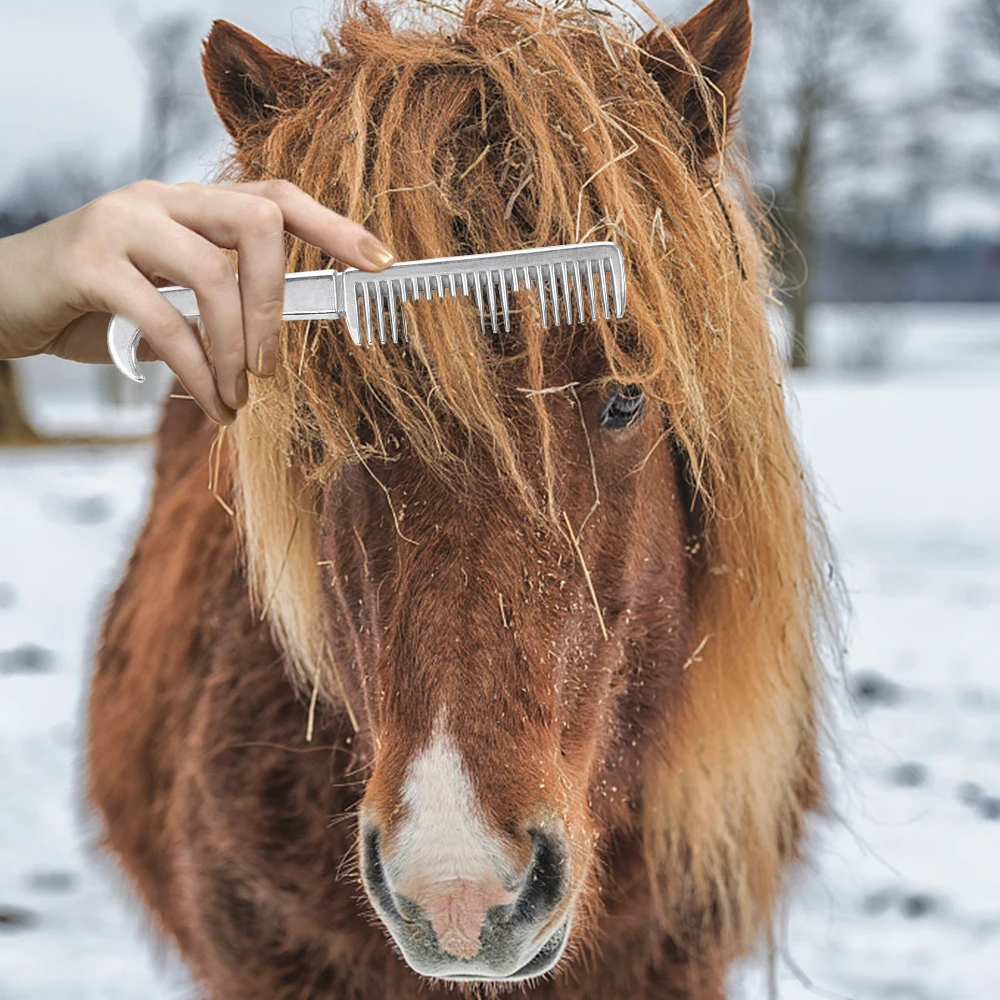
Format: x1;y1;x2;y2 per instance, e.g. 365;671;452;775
0;234;25;359
0;225;74;360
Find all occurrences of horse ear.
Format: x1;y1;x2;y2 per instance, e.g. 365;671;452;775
639;0;752;165
202;20;323;139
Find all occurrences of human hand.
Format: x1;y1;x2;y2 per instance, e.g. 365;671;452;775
0;179;396;424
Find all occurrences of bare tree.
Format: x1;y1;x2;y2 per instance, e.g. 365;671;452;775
947;0;1000;193
742;0;902;368
0;360;40;444
0;13;213;227
131;12;216;181
98;10;215;405
1;157;118;229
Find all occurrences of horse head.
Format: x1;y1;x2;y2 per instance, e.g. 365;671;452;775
194;0;827;983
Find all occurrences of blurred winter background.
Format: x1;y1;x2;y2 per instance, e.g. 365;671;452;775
0;0;998;996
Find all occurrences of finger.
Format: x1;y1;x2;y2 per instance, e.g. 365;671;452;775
159;184;286;378
97;265;234;424
47;311;119;364
137;338;159;363
45;311;159;365
127;218;246;411
227;179;397;271
157;181;394;377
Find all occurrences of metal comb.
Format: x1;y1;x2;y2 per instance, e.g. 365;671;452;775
107;240;626;382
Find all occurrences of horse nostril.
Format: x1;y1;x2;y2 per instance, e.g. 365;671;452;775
362;827;404;922
513;829;568;924
392;893;422;925
363;828;423;925
362;828;383;888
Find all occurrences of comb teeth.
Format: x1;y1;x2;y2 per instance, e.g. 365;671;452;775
344;245;624;345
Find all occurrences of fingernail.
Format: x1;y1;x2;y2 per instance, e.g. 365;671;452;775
357;233;396;269
255;337;278;377
235;370;248;408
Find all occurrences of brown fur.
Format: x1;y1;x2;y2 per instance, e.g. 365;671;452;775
87;0;841;996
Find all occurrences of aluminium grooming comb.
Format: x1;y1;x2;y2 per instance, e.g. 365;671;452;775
107;241;626;382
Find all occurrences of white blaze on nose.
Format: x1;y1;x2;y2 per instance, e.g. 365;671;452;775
392;712;514;884
388;712;518;959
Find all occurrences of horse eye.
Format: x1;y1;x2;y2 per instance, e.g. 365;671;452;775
598;384;646;430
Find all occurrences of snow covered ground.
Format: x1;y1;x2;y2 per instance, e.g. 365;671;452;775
1;305;998;998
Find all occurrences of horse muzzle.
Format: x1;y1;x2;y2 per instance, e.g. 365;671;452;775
360;825;572;981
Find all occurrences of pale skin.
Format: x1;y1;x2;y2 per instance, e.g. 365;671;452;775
0;179;396;425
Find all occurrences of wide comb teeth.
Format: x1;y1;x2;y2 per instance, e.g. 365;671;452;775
342;242;625;345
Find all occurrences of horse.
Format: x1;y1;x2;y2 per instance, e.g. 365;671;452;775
87;0;839;996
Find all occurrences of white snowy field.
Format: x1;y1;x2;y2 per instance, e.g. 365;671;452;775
1;304;998;999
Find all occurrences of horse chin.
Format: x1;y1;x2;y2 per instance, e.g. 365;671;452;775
404;915;572;984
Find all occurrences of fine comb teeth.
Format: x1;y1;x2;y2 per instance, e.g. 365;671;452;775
344;240;626;346
107;241;625;382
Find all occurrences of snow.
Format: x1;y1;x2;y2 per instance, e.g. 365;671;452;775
2;305;999;998
733;370;1000;999
0;444;191;998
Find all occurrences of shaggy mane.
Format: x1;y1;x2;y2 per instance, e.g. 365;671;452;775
219;0;841;960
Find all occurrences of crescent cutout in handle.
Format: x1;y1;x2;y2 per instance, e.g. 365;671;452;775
107;285;201;383
106;312;146;383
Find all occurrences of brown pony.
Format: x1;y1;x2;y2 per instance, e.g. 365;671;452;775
87;0;840;996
